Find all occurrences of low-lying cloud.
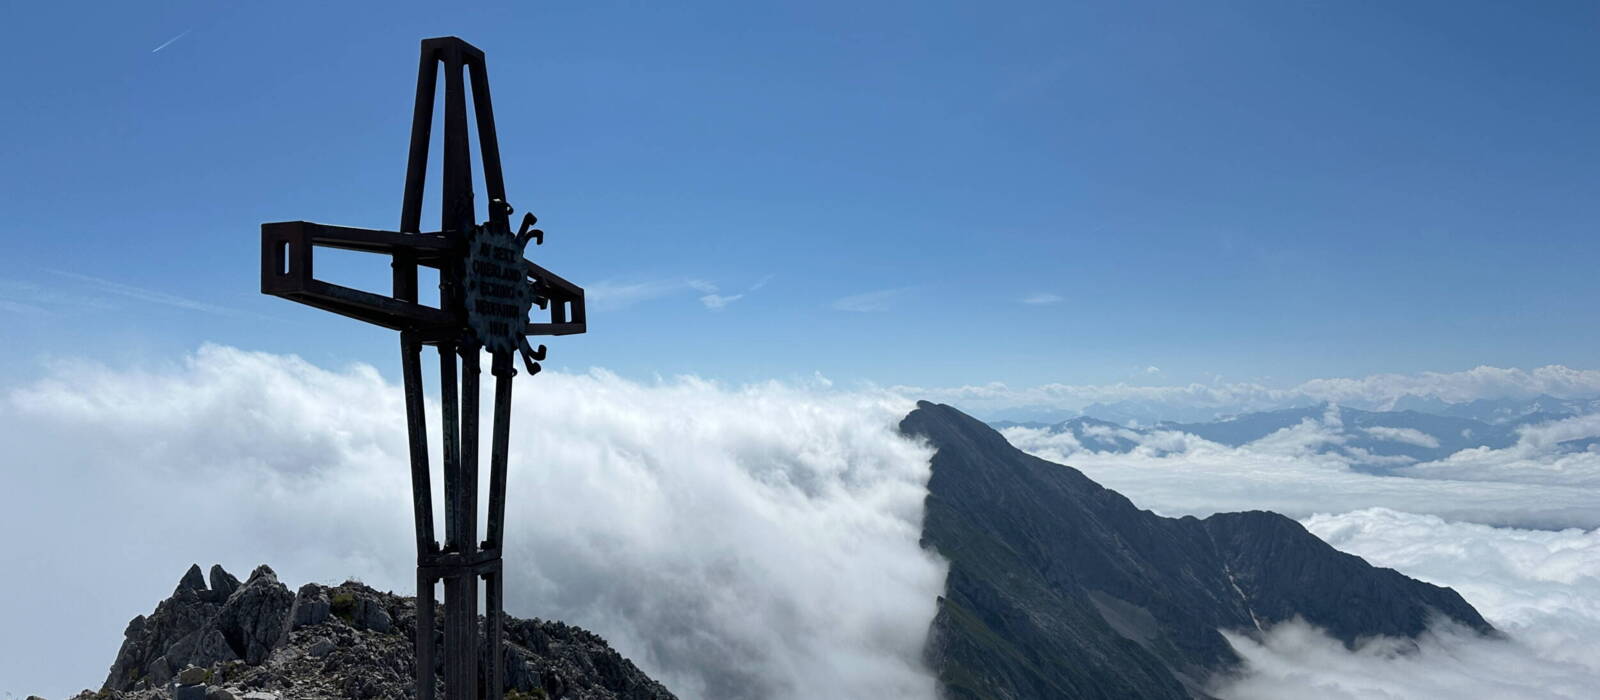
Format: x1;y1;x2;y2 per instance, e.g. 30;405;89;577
0;345;945;699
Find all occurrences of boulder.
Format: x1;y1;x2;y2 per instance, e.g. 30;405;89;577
307;637;335;658
217;565;294;664
288;583;330;629
177;665;209;685
354;598;392;634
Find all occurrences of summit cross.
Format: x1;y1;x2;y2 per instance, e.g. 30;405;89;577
259;36;587;700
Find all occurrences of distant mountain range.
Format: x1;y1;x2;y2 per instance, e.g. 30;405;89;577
987;394;1600;430
991;395;1600;471
906;401;1495;699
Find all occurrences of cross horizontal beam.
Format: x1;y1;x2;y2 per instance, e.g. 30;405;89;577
262;220;587;340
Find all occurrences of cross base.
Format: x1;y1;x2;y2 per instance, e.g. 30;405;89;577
417;553;504;700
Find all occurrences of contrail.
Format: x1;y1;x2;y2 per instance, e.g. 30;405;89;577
151;29;191;53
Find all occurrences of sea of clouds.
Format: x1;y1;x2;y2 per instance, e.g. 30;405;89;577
0;345;944;699
4;346;1600;699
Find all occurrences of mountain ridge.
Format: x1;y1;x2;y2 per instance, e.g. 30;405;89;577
905;400;1494;700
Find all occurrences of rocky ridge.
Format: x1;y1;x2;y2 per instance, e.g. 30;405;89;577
62;564;675;700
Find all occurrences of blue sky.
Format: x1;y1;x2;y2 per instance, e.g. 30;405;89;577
3;0;1597;390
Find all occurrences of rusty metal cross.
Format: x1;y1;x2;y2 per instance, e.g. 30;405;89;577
259;36;586;700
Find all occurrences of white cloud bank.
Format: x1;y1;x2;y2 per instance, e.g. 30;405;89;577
6;346;1600;699
0;345;944;700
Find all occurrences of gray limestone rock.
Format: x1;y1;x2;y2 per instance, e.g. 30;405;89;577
177;665;209;685
174;565;207;596
307;637;335;658
216;565;294;665
353;598;392;633
208;565;241;601
83;567;676;700
167;627;238;670
146;656;173;686
288;583;330;630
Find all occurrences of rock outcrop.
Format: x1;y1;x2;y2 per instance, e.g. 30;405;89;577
903;401;1495;700
73;565;675;700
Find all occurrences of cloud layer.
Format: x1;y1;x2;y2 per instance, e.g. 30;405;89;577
1000;408;1600;529
0;346;944;699
7;347;1600;699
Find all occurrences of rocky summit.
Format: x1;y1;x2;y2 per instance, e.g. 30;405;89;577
63;564;675;700
903;401;1496;700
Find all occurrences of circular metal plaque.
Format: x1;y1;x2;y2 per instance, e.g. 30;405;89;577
462;223;534;354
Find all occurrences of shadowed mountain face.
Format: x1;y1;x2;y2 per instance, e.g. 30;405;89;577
902;401;1493;700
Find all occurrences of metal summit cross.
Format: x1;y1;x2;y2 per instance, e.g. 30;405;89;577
259;37;586;699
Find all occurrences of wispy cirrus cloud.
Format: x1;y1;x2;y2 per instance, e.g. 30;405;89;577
591;275;772;312
50;270;240;316
1019;292;1063;305
690;275;772;311
833;287;912;313
0;279;90;315
1;274;228;318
